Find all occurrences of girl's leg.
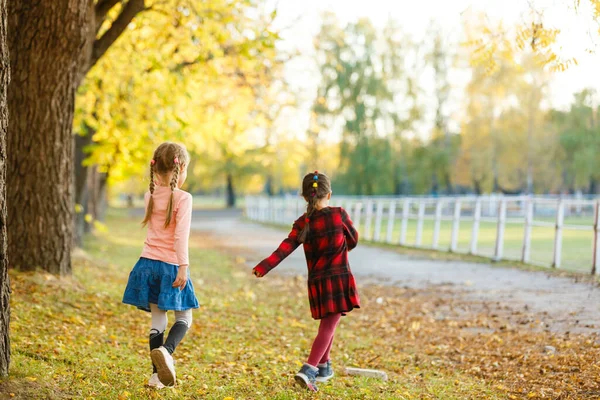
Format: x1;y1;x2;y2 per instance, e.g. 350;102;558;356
163;309;192;354
319;336;335;365
307;313;341;367
150;304;168;373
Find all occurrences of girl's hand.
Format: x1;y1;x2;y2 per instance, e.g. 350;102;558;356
173;265;189;289
252;268;264;278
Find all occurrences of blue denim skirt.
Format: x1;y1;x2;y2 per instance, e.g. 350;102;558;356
122;257;199;312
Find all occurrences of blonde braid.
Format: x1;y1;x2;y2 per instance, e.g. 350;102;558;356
142;163;156;226
164;160;180;228
149;167;156;194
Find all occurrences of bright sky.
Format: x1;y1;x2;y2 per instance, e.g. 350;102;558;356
267;0;600;140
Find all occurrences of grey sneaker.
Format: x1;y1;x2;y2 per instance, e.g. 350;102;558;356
151;346;176;386
294;363;319;392
316;360;334;382
147;373;165;389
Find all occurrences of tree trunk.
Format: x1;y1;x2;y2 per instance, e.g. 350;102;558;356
393;175;402;196
265;174;273;196
430;173;439;195
0;0;11;376
226;173;236;208
443;171;454;195
7;1;92;274
96;171;109;222
526;91;535;195
74;133;92;247
492;174;499;193
473;179;482;195
84;166;95;234
590;177;598;195
86;166;108;233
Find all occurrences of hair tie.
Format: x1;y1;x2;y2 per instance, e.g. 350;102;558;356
314;170;318;174
150;159;156;166
311;192;316;197
174;157;179;164
313;182;318;188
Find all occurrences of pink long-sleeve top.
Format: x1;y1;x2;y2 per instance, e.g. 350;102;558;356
140;186;193;266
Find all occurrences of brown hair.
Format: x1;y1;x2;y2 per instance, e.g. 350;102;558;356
297;171;332;243
142;142;190;228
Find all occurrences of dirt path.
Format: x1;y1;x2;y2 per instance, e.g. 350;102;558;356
191;209;600;334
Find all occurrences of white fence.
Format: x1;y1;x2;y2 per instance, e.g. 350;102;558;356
245;195;600;274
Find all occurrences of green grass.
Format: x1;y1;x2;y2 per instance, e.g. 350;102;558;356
5;209;507;399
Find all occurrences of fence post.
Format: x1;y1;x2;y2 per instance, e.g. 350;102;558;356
373;200;384;242
287;197;294;222
364;200;374;241
399;198;410;246
294;196;301;218
255;197;260;221
593;200;600;275
354;201;363;234
432;200;443;249
386;200;397;243
415;201;425;247
494;199;507;261
261;198;269;222
552;199;565;269
470;198;481;255
270;197;275;223
521;197;533;263
345;199;355;220
450;199;462;252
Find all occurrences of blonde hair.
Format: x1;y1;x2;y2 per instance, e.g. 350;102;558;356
142;142;190;228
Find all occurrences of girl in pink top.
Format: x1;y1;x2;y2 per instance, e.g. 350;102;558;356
122;142;199;388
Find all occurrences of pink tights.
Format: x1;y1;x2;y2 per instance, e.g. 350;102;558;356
307;313;341;367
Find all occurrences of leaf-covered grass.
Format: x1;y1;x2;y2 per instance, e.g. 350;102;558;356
5;210;599;399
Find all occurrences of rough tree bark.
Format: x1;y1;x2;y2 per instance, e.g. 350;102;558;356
8;0;145;273
0;0;10;375
7;0;93;274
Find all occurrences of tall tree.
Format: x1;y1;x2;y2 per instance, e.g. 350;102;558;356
74;2;280;210
457;14;529;194
7;0;150;273
552;90;600;193
8;1;93;274
314;16;395;195
427;27;457;195
0;0;9;376
8;0;279;270
380;20;422;195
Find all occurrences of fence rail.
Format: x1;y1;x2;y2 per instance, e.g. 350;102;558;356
245;195;600;274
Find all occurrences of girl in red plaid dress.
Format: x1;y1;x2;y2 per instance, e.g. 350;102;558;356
252;171;360;392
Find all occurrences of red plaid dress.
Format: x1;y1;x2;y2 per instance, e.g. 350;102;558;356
254;206;360;319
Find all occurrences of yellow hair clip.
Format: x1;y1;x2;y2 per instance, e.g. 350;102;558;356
313;182;318;188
